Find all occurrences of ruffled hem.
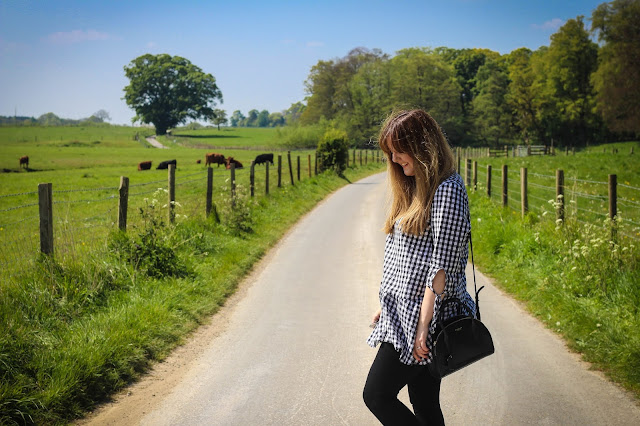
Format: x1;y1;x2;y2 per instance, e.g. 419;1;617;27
367;295;429;366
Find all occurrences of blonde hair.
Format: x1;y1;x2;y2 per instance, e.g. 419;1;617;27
379;109;456;235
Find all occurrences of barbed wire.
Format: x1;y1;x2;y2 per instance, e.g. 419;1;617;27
620;183;640;192
129;178;168;188
53;195;117;205
529;172;555;180
576;206;608;218
0;190;38;198
175;176;208;187
55;185;118;193
129;188;163;197
565;188;608;201
0;202;39;213
570;177;607;185
0;213;40;228
529;182;554;191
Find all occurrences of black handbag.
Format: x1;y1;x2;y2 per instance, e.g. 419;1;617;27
428;234;494;378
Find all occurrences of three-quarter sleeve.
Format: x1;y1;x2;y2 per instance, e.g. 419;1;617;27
425;178;470;298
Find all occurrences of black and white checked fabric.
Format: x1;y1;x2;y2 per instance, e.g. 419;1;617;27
367;173;475;365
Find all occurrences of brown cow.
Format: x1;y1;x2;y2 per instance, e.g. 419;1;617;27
196;159;202;164
19;156;29;169
138;161;152;171
205;152;226;167
225;157;243;169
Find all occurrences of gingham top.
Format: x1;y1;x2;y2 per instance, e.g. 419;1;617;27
367;173;476;365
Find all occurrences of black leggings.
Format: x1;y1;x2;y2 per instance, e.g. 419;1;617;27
363;343;444;425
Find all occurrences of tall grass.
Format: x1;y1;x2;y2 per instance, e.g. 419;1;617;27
0;162;385;425
469;190;640;397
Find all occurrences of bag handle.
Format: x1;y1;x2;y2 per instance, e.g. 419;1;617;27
469;232;485;321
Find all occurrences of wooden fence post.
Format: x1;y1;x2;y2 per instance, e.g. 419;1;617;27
38;182;54;256
487;165;492;198
277;155;282;188
353;149;356;166
365;150;368;165
473;161;477;191
465;159;471;187
556;169;564;223
297;156;300;181
456;154;460;174
250;161;255;197
315;152;318;175
502;165;508;207
504;145;508;158
118;176;129;231
359;150;362;166
521;167;528;217
168;164;175;224
265;162;270;195
609;174;617;239
287;151;294;186
308;155;311;177
206;167;213;217
231;163;236;208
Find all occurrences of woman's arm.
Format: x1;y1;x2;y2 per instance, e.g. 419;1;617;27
413;269;445;361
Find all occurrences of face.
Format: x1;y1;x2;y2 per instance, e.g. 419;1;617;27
390;148;415;176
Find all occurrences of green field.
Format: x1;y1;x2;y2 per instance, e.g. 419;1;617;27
467;142;640;240
0;125;335;279
0;124;385;425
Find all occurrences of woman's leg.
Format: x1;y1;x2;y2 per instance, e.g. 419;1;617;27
363;343;421;426
407;368;444;426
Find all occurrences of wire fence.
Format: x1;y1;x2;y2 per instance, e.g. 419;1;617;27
0;150;381;280
471;161;640;241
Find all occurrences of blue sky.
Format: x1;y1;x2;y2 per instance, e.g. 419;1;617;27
0;0;603;125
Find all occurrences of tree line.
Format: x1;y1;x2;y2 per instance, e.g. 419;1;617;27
298;0;639;148
0;110;112;126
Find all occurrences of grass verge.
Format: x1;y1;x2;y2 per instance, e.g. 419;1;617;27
468;191;640;398
0;163;385;425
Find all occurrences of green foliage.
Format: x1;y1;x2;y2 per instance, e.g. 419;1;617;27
275;121;327;149
591;0;640;134
0;154;384;424
469;191;640;395
123;54;223;135
317;128;349;175
222;187;254;236
108;192;190;279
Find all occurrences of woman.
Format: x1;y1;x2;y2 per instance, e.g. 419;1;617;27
363;109;475;425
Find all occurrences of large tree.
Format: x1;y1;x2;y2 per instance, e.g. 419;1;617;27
591;0;640;134
545;17;599;145
123;54;223;135
472;58;512;146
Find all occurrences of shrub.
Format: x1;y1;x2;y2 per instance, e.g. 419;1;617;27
317;128;349;175
108;193;189;279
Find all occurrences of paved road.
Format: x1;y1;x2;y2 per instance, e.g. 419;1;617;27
86;172;640;425
145;136;168;149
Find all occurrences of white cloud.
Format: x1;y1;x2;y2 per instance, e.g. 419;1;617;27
306;41;324;47
146;41;157;48
532;18;564;31
281;39;295;45
44;30;111;45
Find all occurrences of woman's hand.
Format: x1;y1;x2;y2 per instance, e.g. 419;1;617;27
370;308;381;328
412;323;430;361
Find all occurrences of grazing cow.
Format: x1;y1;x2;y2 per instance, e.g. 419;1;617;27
196;159;202;164
138;161;152;171
157;159;177;170
225;157;243;169
205;152;226;167
19;156;29;169
253;153;274;165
